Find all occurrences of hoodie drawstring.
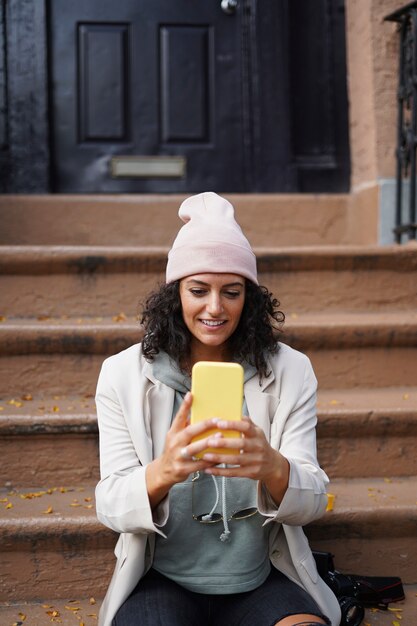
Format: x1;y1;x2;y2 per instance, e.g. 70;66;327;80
201;467;231;542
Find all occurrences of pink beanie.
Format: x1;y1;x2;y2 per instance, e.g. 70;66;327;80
166;192;258;284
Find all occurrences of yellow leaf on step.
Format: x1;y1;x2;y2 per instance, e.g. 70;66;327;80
326;493;335;511
43;506;53;514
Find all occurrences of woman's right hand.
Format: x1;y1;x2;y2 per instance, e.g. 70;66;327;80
145;392;219;509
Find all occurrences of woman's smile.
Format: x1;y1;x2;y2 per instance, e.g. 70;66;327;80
199;319;227;327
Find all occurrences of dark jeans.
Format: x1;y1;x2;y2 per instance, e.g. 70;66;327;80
112;567;330;626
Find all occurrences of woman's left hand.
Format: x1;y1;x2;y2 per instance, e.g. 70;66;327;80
194;416;290;505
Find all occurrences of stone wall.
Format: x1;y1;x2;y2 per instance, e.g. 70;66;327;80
345;0;406;242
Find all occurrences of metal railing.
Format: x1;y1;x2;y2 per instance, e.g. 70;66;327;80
385;2;417;243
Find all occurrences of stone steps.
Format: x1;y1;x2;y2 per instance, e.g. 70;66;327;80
0;484;116;602
1;199;416;613
1;591;415;626
1;476;416;603
1;312;416;394
1;244;417;316
1;387;416;488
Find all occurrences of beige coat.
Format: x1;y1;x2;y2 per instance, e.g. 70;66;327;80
95;342;341;626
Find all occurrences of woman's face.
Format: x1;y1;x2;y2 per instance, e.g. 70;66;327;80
179;273;246;354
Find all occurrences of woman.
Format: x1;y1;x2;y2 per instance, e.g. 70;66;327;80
95;192;341;626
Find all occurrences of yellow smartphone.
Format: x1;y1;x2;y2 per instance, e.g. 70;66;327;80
190;361;244;458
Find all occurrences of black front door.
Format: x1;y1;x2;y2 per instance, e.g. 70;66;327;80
49;0;258;193
48;0;349;193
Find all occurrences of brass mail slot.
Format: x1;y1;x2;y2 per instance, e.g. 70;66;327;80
111;155;186;178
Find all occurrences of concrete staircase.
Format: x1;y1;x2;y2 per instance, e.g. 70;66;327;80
1;195;417;625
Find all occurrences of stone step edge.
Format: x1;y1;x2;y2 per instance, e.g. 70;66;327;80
1;406;417;437
1;477;417;543
0;598;102;626
1;244;417;275
1;316;417;354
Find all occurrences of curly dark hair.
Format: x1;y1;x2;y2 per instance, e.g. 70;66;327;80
140;280;285;380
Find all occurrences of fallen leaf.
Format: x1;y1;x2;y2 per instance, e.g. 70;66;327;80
43;506;53;514
0;406;4;411
18;613;27;621
384;477;392;483
21;394;33;401
388;608;403;612
37;315;50;321
403;393;409;400
84;504;93;509
112;312;127;322
326;493;335;512
89;597;96;605
46;610;60;617
6;502;13;509
65;606;80;611
7;399;23;407
53;395;61;400
42;604;53;608
392;621;401;626
21;491;47;499
84;497;92;502
53;406;60;412
0;315;6;322
329;400;341;405
0;498;8;503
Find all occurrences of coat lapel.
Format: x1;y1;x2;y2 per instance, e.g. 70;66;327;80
244;367;279;433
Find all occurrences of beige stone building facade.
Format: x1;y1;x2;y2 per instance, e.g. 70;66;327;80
345;0;412;243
